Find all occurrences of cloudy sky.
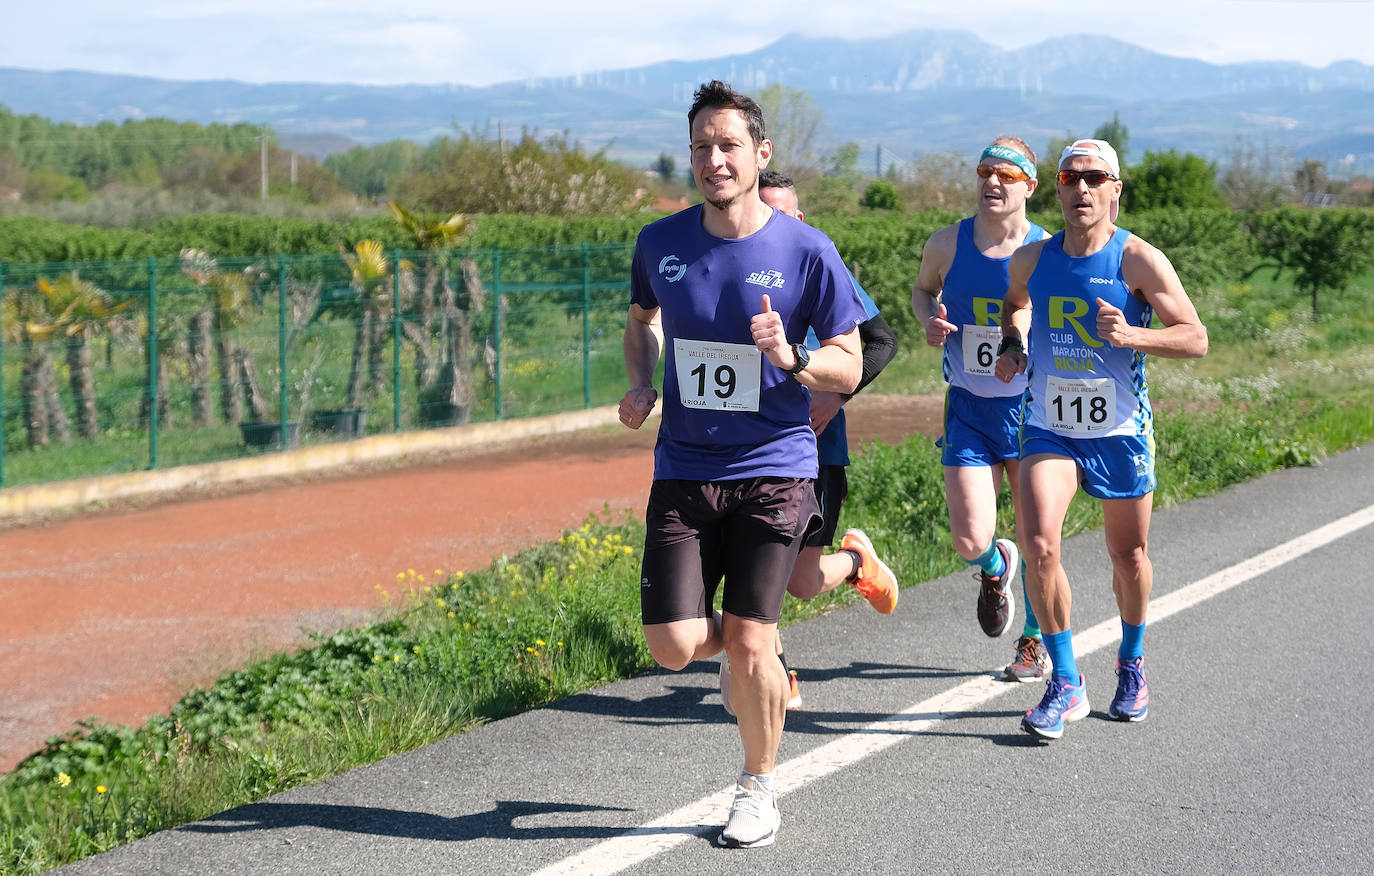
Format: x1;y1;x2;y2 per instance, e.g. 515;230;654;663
1;1;1358;86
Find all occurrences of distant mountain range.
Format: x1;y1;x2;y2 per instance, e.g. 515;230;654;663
3;29;1372;173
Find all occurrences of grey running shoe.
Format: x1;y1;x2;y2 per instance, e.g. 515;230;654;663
976;538;1018;638
717;774;780;849
1003;635;1048;683
720;653;735;718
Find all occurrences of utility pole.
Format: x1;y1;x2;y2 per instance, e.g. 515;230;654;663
260;126;268;200
290;151;298;187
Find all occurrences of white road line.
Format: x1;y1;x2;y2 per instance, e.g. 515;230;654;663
533;503;1374;876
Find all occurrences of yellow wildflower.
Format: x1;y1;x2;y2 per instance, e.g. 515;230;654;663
96;786;107;795
55;772;71;787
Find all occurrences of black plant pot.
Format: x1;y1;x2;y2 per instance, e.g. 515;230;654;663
240;420;301;450
418;402;469;427
308;407;367;437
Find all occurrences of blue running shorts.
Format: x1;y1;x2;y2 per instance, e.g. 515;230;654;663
1020;425;1157;500
938;385;1023;467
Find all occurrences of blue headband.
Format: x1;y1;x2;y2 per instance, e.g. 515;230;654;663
980;145;1037;180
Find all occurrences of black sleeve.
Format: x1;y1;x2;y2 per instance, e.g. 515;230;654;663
848;312;898;398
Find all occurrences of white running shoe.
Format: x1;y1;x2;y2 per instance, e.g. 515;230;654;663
717;774;780;848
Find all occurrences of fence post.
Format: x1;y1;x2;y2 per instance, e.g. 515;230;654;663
277;254;289;438
147;257;159;470
393;249;402;432
0;264;5;489
582;243;592;409
492;247;502;420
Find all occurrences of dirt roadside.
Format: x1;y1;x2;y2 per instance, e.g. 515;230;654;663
0;393;942;772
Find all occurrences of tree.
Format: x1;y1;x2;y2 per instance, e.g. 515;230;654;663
860;179;903;211
393;128;640;216
1122;149;1226;212
325;141;418;200
798;142;862;215
1293;160;1329;202
1249;208;1374;317
899;152;975;212
754;85;826;175
652;153;676;184
1220;138;1287;210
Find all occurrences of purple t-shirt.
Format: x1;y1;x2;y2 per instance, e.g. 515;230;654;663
630;205;866;480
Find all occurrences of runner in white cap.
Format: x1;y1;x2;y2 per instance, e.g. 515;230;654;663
993;137;1208;740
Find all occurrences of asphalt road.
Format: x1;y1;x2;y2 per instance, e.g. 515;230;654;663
57;443;1374;876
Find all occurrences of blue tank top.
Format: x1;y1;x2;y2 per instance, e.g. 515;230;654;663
1024;228;1153;439
941;217;1045;398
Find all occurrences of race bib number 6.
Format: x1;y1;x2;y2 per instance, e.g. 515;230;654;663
1046;376;1115;435
961;324;1001;376
673;338;761;412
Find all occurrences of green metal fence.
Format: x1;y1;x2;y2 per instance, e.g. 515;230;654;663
0;243;635;489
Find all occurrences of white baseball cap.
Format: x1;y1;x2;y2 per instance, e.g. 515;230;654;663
1059;138;1121;221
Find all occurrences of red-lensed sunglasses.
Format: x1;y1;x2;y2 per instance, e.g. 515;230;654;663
976;165;1030;184
1057;169;1118;187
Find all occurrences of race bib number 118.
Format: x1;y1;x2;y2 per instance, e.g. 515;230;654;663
1046;375;1115;435
673;338;762;412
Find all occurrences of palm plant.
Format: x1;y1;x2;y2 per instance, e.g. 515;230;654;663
179;249;263;425
386;202;479;420
34;274;133;439
338;240;390;408
2;287;65;448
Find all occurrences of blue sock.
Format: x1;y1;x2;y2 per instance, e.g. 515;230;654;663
1020;562;1041;637
1119;620;1146;660
1043;629;1078;682
969;540;1006;578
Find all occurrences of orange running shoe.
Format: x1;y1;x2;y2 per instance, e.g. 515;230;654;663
785;670;802;711
840;528;898;614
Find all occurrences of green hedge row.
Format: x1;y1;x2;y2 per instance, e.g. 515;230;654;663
4;208;1371;338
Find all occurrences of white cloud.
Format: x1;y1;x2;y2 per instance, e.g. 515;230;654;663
0;1;1354;86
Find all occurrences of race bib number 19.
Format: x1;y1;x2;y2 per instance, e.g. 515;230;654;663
961;324;1001;376
1046;376;1115;435
673;338;761;412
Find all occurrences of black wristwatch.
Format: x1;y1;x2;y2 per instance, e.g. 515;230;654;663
787;343;811;375
996;337;1025;357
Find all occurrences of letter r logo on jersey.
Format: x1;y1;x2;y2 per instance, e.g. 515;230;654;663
1049;296;1103;348
972;297;1003;325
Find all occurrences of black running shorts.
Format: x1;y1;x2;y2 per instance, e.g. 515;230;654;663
639;476;821;625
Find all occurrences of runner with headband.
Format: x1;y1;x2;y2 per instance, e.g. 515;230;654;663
913;135;1048;680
